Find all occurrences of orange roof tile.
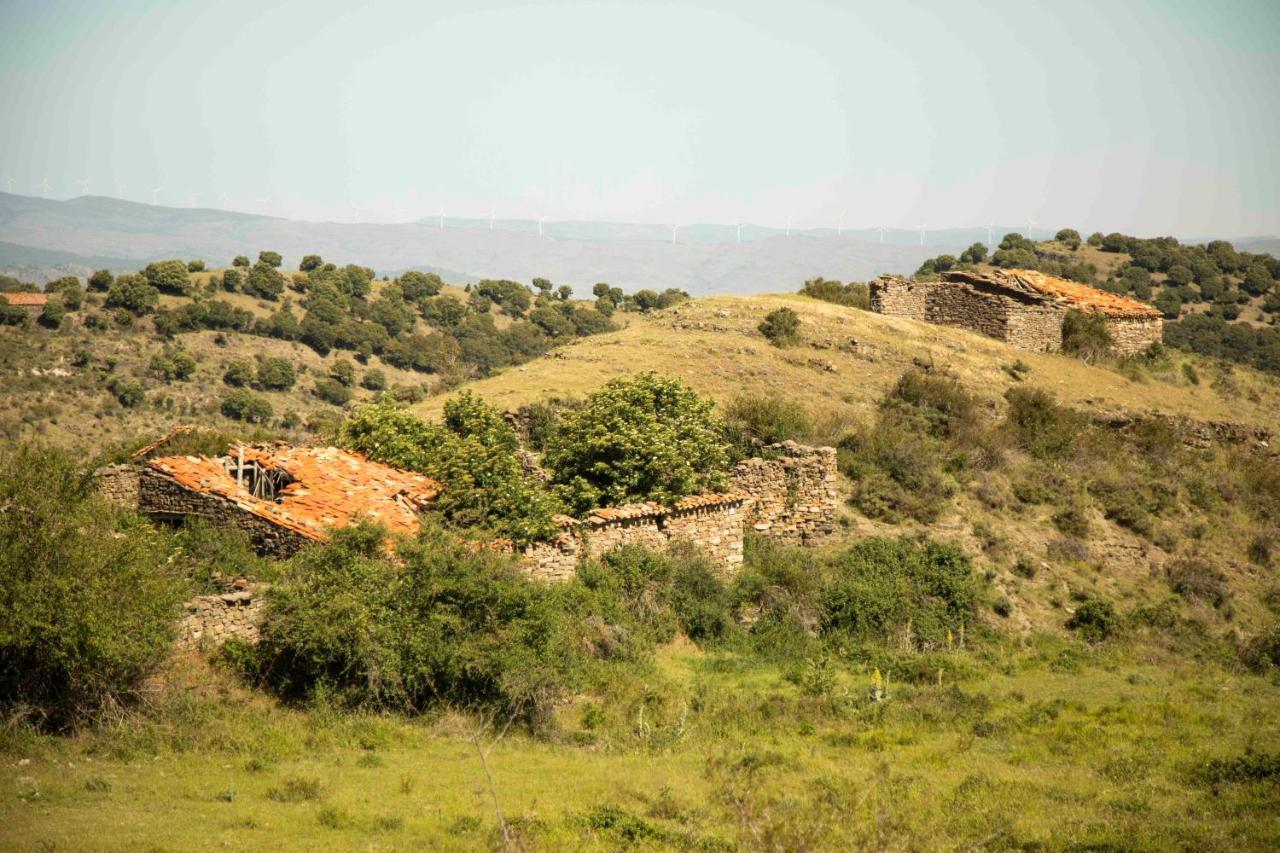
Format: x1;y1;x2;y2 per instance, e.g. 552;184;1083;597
942;269;1162;319
583;492;749;524
147;445;441;542
1;292;47;307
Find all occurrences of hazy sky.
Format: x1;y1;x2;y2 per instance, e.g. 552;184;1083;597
1;0;1277;236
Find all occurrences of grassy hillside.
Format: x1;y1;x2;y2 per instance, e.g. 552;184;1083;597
416;291;1279;429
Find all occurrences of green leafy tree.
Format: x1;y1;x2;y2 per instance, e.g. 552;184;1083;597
107;377;145;408
1243;263;1275;297
341;399;562;542
187;259;206;272
256;357;297;391
223;360;254;387
0;444;183;728
104;274;160;315
87;269;114;292
1061;309;1112;363
360;368;387;391
47;276;82;310
314;378;352;406
244;260;285;300
232;255;250;268
545;372;730;513
758;307;802;346
38;296;66;329
329;357;356;386
959;242;988;264
397;270;443;301
1054;228;1082;250
221;388;273;422
1086;232;1104;247
143;260;192;296
299;254;324;272
221;267;243;292
631;289;660;312
258;250;283;268
1154;289;1183;319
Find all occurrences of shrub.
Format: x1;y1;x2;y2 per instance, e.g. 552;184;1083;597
223;360;254;387
38;296;66;328
329;358;356;386
1066;597;1116;642
0;444;182;728
250;524;575;721
798;277;869;309
108;377;145;408
221;389;274;423
105;274;160;315
360;368;387;391
1061;309;1112;362
545;373;730;514
1002;386;1085;460
173;517;270;593
256;357;296;391
314;378;352;406
758;307;801;346
88;269;114;292
822;537;976;649
341;398;562;543
1165;556;1230;608
143;259;192;296
724;393;812;445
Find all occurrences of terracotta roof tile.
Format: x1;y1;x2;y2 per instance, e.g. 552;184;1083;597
583;492;749;524
942;269;1162;319
147;445;441;542
1;292;47;307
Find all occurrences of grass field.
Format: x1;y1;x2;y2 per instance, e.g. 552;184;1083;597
3;638;1278;851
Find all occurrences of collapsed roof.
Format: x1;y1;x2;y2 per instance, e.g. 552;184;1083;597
146;445;441;542
941;269;1163;320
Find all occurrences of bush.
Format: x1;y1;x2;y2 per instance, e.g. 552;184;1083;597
822;537;976;649
1066;597;1116;642
223;360;254;387
798;278;869;309
758;307;802;346
221;389;274;423
143;260;192;296
249;524;575;721
0;444;182;728
38;296;66;328
545;373;730;514
360;368;387;391
1165;556;1230;608
256;357;296;391
108;377;145;408
1002;386;1085;460
314;378;352;406
724;393;812;445
1061;309;1112;362
105;274;160;315
341;398;562;543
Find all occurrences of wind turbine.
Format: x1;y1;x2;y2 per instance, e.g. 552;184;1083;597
919;222;928;246
77;177;90;196
115;182;126;200
736;222;744;243
150;187;162;205
538;216;547;238
256;196;270;215
987;221;994;247
877;225;887;243
785;215;793;238
1026;218;1037;240
837;209;846;237
5;176;14;194
189;192;200;208
437;206;444;230
670;223;679;245
40;177;50;198
352;204;366;224
488;207;495;231
219;195;230;211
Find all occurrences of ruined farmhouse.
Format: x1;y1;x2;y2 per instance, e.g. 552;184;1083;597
869;268;1163;355
0;291;47;318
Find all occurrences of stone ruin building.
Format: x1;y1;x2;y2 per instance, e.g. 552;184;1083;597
868;268;1163;356
98;432;839;648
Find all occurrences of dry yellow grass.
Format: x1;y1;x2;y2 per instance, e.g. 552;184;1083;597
415;293;1279;431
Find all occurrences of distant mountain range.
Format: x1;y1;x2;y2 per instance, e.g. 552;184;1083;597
1;193;1275;293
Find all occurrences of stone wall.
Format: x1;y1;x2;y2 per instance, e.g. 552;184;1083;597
868;276;929;320
95;463;140;510
731;442;839;544
176;588;266;651
1005;304;1065;351
1106;317;1163;356
139;468;315;557
518;499;746;581
924;282;1010;340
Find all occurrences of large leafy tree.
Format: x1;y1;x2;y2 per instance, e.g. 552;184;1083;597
143;259;192;296
544;372;730;514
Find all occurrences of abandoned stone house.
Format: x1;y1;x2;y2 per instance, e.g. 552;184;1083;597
869;268;1163;355
0;291;47;318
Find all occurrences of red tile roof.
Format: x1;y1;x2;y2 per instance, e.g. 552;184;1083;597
1;292;47;307
943;269;1162;319
147;445;441;542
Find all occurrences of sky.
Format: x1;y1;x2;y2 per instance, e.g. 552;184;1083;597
1;0;1277;237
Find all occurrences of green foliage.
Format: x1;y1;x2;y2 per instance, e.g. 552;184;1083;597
46;276;83;310
299;255;324;272
960;242;988;264
724;393;812;445
474;279;532;316
258;250;283;268
107;376;145;408
244;261;285;300
329;358;356;386
798;277;870;309
1054;228;1082;250
223;360;254;387
545;373;730;514
1164;314;1280;375
143;260;192;296
1060;309;1112;362
360;368;386;391
1066;597;1116;642
87;269;114;292
221;389;274;423
105;274;160;315
0;444;182;728
149;348;197;381
341;399;562;543
314;378;353;406
173;517;271;593
221;268;242;292
249;524;574;720
758;307;802;347
396;270;443;301
232;255;250;268
822;537;976;649
38;296;66;328
1002;386;1085;460
256;357;296;391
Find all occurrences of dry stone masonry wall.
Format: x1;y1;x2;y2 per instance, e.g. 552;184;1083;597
177;588;266;651
730;442;839;544
94;463;140;510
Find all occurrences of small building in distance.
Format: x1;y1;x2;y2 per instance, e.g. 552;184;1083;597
869;268;1163;355
0;291;48;319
